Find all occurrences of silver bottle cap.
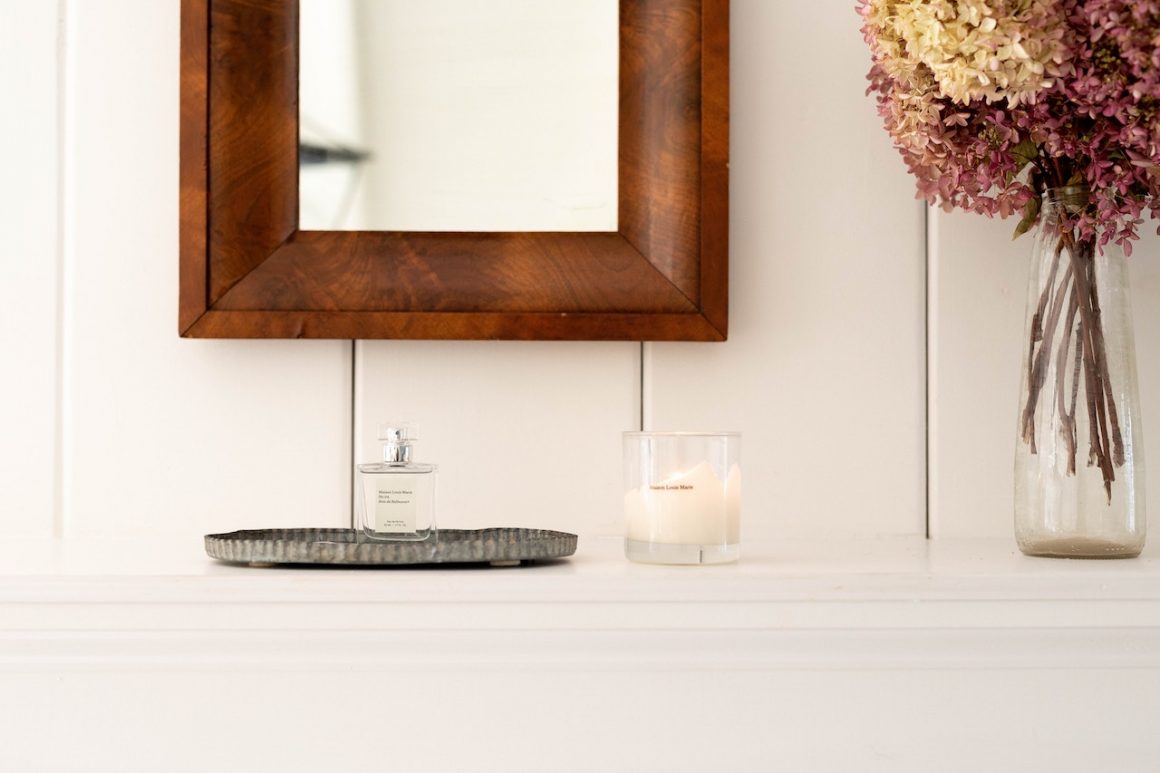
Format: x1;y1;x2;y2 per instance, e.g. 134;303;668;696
379;423;415;464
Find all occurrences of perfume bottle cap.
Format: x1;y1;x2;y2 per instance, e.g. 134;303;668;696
378;423;415;443
379;422;415;464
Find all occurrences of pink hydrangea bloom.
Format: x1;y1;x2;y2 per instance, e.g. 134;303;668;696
860;0;1160;251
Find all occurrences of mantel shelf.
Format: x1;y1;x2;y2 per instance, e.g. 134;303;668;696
3;536;1159;671
3;534;1160;611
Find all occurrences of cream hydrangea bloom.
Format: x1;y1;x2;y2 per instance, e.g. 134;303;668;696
865;0;1069;107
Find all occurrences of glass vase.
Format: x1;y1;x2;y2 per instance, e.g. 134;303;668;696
1014;187;1145;558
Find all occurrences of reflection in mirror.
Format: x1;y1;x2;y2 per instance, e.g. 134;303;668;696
299;0;619;233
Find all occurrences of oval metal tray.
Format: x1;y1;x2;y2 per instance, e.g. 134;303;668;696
205;528;578;567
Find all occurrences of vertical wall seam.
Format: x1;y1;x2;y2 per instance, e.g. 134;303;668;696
925;204;938;540
52;0;70;539
639;342;645;431
349;340;357;527
640;342;651;431
924;204;931;539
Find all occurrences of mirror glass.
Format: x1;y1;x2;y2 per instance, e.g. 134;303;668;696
299;0;619;232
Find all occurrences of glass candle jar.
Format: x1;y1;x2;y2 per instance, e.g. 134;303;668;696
623;431;741;565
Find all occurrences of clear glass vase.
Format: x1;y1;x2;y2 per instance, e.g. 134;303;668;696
1014;187;1145;558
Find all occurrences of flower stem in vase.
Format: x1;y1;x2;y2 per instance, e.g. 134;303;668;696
1020;233;1124;504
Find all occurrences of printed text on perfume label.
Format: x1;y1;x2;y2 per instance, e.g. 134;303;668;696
375;485;417;532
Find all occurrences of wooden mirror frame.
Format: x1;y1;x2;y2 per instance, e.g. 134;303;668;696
180;0;728;340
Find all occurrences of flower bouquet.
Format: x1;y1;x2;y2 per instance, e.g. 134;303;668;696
859;1;1156;556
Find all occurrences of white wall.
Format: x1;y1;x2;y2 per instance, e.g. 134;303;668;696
1;2;60;536
643;0;926;539
2;0;352;541
14;0;1156;544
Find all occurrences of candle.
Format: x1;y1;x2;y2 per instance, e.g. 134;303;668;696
625;462;741;546
622;431;741;565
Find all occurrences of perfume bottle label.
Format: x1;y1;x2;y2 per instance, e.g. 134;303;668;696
374;482;418;533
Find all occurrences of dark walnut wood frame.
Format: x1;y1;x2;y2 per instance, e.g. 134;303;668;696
180;0;728;340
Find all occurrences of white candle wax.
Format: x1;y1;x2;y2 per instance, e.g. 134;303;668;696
625;461;741;546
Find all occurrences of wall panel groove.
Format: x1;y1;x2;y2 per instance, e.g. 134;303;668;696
924;205;933;540
54;0;70;539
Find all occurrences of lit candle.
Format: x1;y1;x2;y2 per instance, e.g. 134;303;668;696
623;431;741;565
625;462;741;548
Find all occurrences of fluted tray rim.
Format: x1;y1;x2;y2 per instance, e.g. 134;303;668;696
205;527;578;566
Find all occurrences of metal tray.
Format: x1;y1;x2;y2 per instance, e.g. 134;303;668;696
205;528;578;567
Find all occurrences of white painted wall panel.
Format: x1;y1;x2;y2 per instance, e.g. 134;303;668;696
355;341;638;536
0;3;60;536
645;1;927;540
929;211;1160;538
61;0;351;538
928;211;1027;538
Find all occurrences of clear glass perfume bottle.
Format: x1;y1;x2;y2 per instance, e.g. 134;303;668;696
356;424;437;542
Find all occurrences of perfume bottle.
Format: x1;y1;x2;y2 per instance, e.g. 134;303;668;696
356;424;437;541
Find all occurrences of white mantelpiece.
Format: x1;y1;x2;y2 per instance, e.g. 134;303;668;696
1;537;1158;771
